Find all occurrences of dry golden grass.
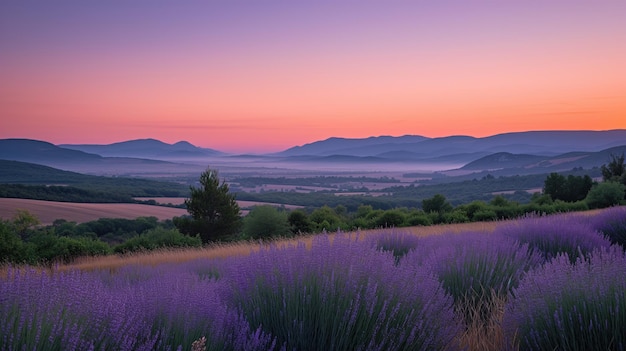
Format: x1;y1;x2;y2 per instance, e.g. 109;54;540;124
454;292;518;351
51;220;503;273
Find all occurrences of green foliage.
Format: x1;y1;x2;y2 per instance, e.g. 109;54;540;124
442;209;470;223
585;182;626;209
11;209;40;240
422;194;453;214
242;206;291;240
29;232;112;264
114;228;201;253
287;209;313;235
0;184;135;203
601;153;625;182
543;173;593;202
375;209;406;228
310;205;343;231
472;209;498;221
176;167;242;242
0;221;25;263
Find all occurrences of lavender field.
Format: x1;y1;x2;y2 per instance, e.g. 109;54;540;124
2;207;626;351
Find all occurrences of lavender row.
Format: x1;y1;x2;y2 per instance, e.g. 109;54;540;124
1;207;625;350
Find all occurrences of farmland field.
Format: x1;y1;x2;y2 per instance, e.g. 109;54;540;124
0;198;187;224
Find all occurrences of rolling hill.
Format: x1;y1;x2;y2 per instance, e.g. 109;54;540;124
61;138;223;159
278;130;626;160
0;159;189;197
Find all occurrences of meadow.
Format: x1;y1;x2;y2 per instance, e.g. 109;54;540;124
1;207;625;351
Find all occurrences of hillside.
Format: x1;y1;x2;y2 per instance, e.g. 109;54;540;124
462;145;626;174
0;160;189;197
277;130;626;161
61;138;223;159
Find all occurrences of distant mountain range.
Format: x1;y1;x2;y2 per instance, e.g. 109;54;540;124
0;139;205;175
60;138;223;159
278;130;626;158
1;130;626;176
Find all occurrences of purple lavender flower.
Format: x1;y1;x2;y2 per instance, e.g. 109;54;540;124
219;232;460;351
585;206;626;250
495;213;611;263
402;231;541;324
504;246;626;350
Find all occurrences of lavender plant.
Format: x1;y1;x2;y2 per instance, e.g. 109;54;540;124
0;267;157;351
219;233;460;351
504;246;626;351
495;213;611;263
367;230;421;264
0;263;277;351
402;231;541;324
587;206;626;250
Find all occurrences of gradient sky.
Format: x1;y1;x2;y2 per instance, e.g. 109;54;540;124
1;1;625;153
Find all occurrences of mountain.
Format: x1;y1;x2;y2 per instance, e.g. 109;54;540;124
277;130;626;160
461;145;626;175
0;139;104;164
0;139;204;176
60;139;223;159
0;159;188;196
278;135;430;156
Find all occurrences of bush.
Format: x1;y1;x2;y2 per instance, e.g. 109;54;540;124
472;209;498;222
287;209;313;235
406;212;432;226
114;228;201;253
587;206;626;249
586;182;626;209
0;221;25;263
220;233;460;351
368;230;420;264
0;264;276;351
504;247;626;350
375;209;406;228
403;231;541;324
242;206;291;240
496;213;611;264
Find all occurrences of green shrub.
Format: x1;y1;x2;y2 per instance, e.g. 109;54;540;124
242;206;291;240
586;182;626;209
114;228;201;253
472;209;498;221
375;209;406;228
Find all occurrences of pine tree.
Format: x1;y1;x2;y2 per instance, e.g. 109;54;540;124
174;167;241;242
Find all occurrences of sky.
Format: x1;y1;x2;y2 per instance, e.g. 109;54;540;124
1;1;625;153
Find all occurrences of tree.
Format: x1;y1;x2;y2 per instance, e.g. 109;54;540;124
543;173;593;202
563;174;593;202
585;182;626;209
174;167;241;243
543;173;566;201
601;153;625;182
422;194;453;214
288;209;313;235
242;206;291;240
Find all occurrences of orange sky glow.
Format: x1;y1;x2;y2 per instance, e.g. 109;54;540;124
1;1;625;153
